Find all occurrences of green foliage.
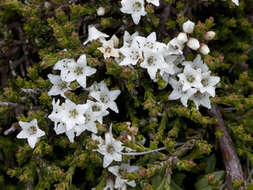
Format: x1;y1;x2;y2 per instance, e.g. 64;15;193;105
0;0;253;189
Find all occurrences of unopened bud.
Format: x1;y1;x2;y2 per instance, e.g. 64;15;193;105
199;44;210;55
183;20;195;34
187;38;200;50
177;32;188;44
97;7;105;16
204;31;216;41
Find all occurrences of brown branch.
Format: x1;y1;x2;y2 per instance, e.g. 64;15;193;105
158;1;171;39
209;104;245;190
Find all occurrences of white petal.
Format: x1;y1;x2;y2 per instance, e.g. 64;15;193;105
103;155;113;168
28;136;38;148
17;130;28;139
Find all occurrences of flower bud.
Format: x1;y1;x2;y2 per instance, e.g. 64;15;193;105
177;32;188;44
97;7;105;16
204;31;216;41
187;38;200;50
183;20;195;34
199;44;210;55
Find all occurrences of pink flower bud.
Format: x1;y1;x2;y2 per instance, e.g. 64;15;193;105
204;31;216;41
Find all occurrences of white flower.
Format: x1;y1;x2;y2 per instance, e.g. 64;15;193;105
119;40;143;66
83;26;109;45
48;74;71;98
56;99;88;131
86;100;109;124
120;0;147;25
200;71;220;97
232;0;239;6
122;31;139;47
146;0;160;6
178;65;203;91
183;20;195;34
97;7;105;16
182;54;209;72
199;44;210;55
95;125;124;168
168;78;197;107
98;36;120;59
134;32;157;51
53;58;75;77
61;54;97;88
190;91;211;109
140;50;167;80
108;163;139;189
203;31;216;41
187;37;200;50
89;81;121;113
17;119;45;148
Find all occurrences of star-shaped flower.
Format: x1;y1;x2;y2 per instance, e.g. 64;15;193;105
61;54;97;88
48;74;71;98
182;54;209;72
83;25;109;45
178;65;203;91
89;81;121;113
17;119;45;148
190;91;211;109
140;50;167;80
119;40;143;66
98;36;120;59
200;71;220;97
95;125;124;168
108;163;139;189
120;0;147;25
168;78;197;107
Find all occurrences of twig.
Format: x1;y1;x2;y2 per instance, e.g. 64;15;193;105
209;104;245;190
121;147;166;156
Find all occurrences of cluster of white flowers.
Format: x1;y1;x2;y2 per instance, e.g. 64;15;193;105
168;55;220;109
86;20;220;110
15;8;224;188
170;20;216;55
120;0;159;25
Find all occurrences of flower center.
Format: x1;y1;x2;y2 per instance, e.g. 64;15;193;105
59;82;67;90
84;113;91;123
107;144;115;153
147;56;155;66
130;50;139;60
92;104;101;112
105;47;112;53
69;109;78;118
74;66;83;75
28;126;37;135
194;91;202;98
133;1;142;11
187;75;195;83
201;78;209;87
100;93;109;103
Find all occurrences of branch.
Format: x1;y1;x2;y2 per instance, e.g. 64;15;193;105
158;1;171;39
209;104;245;190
